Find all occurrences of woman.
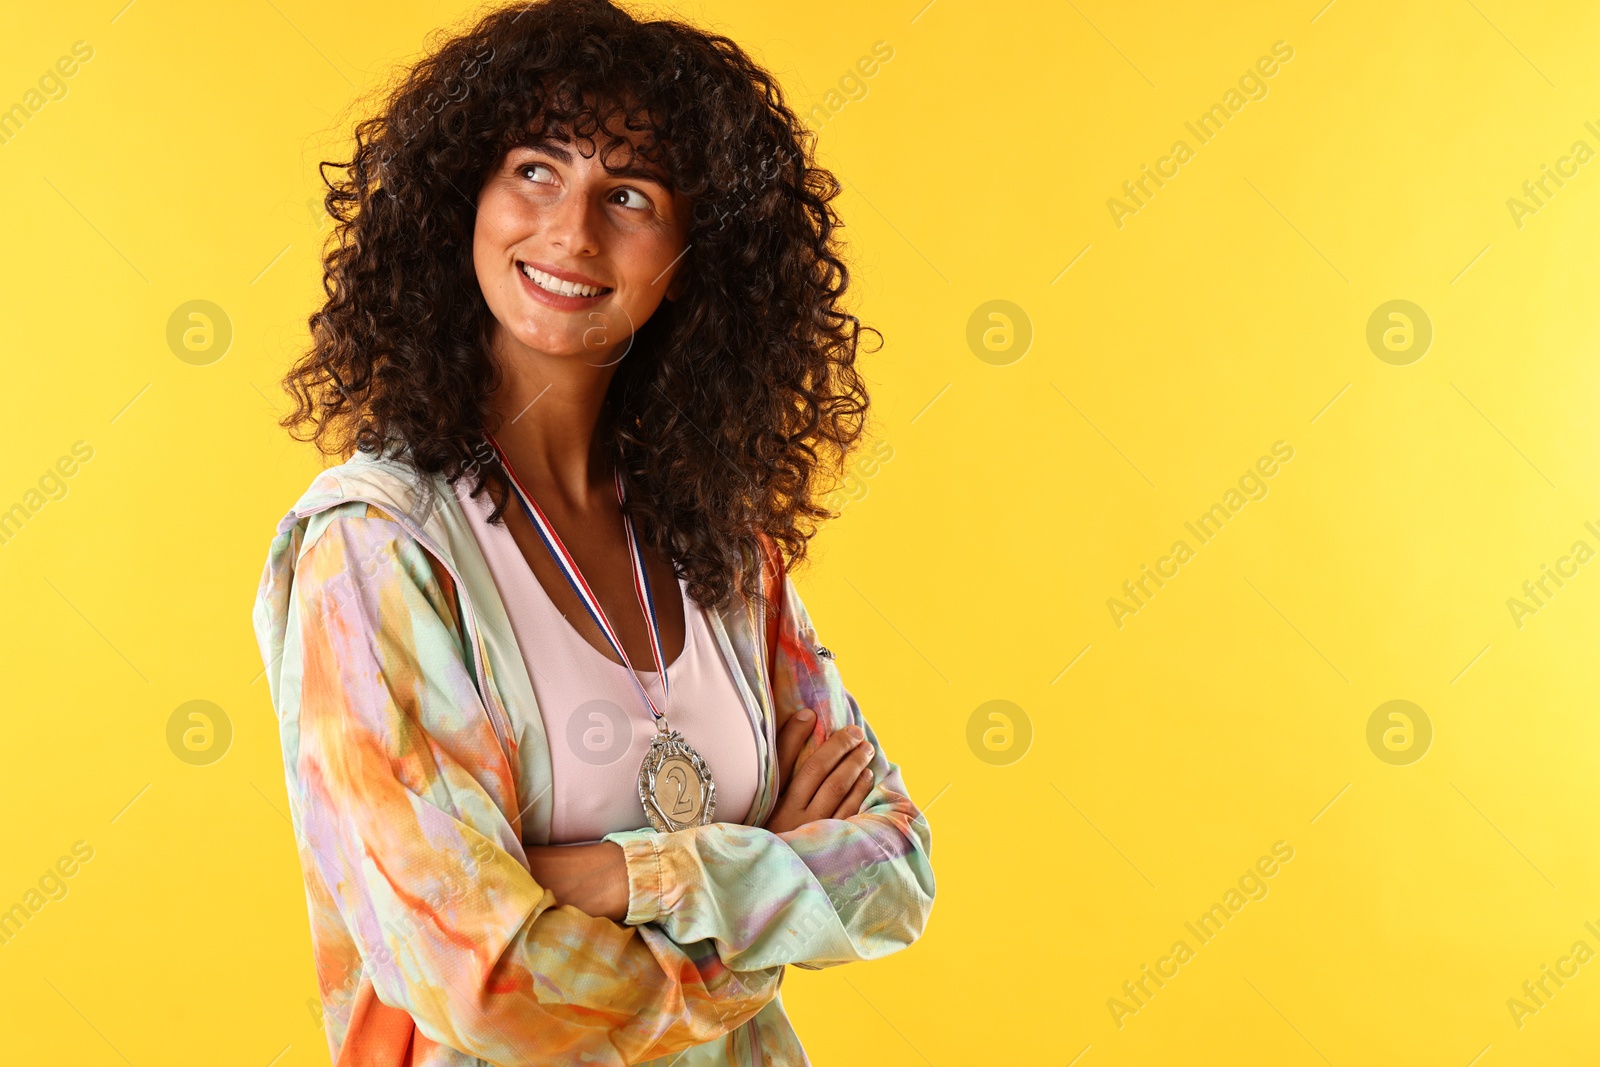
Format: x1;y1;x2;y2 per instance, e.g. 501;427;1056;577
250;1;935;1064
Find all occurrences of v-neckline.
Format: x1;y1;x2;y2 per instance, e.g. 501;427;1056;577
495;503;692;677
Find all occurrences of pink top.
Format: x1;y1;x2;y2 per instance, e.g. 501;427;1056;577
453;475;761;844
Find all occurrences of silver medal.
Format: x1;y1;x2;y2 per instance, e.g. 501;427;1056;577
638;723;717;832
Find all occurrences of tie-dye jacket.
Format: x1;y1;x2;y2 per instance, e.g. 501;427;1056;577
250;447;936;1066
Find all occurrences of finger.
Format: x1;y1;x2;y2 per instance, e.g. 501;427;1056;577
787;726;865;806
830;766;874;820
787;726;860;798
809;741;873;818
764;778;819;835
805;738;874;818
772;708;816;794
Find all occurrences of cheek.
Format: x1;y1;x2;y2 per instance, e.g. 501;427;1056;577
475;181;539;249
614;233;684;307
471;209;503;280
475;193;514;251
472;197;532;302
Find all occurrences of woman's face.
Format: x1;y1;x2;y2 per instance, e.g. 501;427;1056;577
473;126;691;368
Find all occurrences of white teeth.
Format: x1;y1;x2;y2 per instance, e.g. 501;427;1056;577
520;263;604;298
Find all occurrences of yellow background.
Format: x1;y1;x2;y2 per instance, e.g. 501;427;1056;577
2;0;1598;1063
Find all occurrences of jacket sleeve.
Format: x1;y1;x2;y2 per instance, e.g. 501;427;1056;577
601;570;936;973
269;507;781;1064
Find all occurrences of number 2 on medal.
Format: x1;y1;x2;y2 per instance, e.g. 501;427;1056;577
664;766;694;816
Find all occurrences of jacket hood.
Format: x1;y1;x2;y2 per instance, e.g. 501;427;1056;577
253;448;457;720
273;447;443;536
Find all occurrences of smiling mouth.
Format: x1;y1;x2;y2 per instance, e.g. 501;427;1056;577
518;261;612;298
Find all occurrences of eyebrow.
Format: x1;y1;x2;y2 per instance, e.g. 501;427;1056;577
510;135;673;186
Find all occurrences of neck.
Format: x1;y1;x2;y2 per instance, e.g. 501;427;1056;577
485;331;620;509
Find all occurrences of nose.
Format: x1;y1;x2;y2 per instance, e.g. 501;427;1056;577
543;180;600;258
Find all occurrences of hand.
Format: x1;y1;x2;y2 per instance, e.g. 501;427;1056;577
762;710;876;835
524;842;629;922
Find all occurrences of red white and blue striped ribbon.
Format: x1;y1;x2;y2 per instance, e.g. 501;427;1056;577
483;432;670;724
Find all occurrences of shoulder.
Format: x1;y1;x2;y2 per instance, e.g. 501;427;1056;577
289;507;465;658
254;448;464;693
286;450;459;610
288;446;445;532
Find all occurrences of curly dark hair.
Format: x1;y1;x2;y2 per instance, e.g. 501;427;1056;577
279;0;877;607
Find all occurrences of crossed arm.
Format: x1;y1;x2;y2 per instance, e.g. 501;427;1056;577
588;564;935;974
526;713;881;920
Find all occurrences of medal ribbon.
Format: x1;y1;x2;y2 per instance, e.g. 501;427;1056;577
482;432;670;725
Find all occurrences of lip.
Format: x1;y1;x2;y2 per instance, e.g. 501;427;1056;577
516;259;612;311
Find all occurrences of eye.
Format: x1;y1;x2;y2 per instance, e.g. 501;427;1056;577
609;186;653;211
518;162;556;185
